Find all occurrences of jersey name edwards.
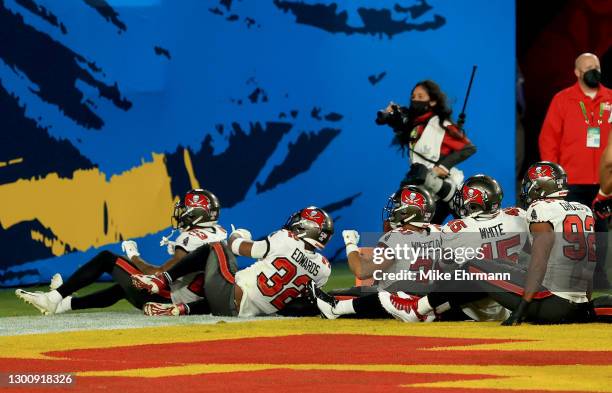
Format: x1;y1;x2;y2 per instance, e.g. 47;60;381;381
291;248;321;276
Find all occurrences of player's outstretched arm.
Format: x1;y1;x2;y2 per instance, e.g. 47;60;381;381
121;240;187;274
121;240;158;275
229;225;265;258
343;230;393;279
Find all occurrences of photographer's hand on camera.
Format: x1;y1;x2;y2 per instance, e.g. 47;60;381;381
385;102;398;113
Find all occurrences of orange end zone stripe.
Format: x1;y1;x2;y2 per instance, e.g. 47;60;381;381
213;243;235;284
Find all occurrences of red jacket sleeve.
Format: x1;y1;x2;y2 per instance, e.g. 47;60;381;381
539;95;564;162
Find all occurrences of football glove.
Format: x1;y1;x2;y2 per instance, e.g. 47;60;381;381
342;230;359;246
592;191;612;220
230;224;252;240
121;240;140;259
501;299;529;326
342;230;360;256
143;302;187;316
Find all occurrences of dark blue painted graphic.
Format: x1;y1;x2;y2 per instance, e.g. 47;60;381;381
0;83;95;184
257;128;341;193
0;0;515;285
82;0;126;32
273;0;445;37
0;2;131;130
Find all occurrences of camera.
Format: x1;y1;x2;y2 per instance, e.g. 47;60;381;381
375;104;409;127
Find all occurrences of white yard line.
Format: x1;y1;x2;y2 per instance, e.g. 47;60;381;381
0;312;288;336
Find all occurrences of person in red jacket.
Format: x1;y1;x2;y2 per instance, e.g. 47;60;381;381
539;52;612;289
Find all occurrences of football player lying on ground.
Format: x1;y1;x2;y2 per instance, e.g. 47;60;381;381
312;177;530;322
132;207;333;317
314;162;596;324
16;189;225;316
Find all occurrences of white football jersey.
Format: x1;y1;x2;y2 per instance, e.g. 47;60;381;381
526;199;595;303
235;229;331;317
442;208;528;321
442;207;529;264
376;224;444;291
167;225;228;305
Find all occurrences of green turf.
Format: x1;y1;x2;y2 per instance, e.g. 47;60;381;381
0;263;357;318
1;283;136;317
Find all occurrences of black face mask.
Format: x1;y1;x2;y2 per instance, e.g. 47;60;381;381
583;69;601;88
408;100;430;117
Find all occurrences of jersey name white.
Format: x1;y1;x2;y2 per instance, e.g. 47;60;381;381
442;208;529;264
168;225;227;305
235;229;331;317
527;199;595;303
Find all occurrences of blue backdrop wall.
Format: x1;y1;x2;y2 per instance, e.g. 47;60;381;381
0;0;515;286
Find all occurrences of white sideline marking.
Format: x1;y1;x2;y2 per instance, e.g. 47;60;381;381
0;312;288;336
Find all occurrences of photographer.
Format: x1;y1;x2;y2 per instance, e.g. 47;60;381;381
377;80;477;223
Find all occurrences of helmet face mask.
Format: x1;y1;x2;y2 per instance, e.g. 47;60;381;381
284;206;334;249
520;162;568;206
383;186;435;228
461;174;503;217
172;189;221;230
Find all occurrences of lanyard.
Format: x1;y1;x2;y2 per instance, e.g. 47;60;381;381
579;101;604;126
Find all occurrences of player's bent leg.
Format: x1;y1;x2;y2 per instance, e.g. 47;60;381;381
70;284;126;311
56;250;119;297
203;243;238;316
112;260;171;309
465;259;593;324
166;244;213;282
15;250;121;315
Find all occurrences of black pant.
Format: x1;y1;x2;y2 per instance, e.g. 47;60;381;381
567;185;610;286
427;259;594;324
167;243;238;316
57;250;170;310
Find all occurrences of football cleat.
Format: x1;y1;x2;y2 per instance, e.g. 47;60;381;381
143;302;187;316
131;272;169;294
308;280;339;320
49;273;63;290
378;292;434;323
15;289;62;315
